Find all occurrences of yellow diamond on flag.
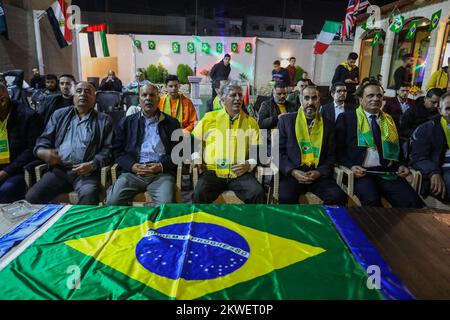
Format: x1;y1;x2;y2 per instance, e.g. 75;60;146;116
65;212;325;300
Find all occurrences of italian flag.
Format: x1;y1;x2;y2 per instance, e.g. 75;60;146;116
86;24;110;58
46;0;72;48
314;20;342;55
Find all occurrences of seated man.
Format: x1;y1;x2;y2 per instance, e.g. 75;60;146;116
0;83;43;203
123;71;151;93
99;69;123;92
383;82;415;125
286;78;311;107
411;92;450;201
320;82;355;123
106;84;181;206
192;81;266;204
37;74;75;126
158;75;197;134
399;88;444;139
25;82;113;205
278;85;347;205
335;81;422;208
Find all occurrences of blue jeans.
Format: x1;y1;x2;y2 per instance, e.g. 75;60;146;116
0;174;26;203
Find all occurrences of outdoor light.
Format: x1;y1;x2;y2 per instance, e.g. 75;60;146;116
280;51;290;60
159;44;171;56
158;56;171;67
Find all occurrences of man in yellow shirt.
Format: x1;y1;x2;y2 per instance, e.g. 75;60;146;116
191;81;266;203
159;75;197;134
426;57;450;91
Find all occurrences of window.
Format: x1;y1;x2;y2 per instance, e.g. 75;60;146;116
438;20;450;68
252;24;259;31
359;29;385;81
265;24;275;31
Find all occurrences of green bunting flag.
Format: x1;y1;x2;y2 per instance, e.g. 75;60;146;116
405;20;419;40
172;41;180;53
231;42;238;53
389;15;404;33
245;42;252;53
429;9;441;31
133;39;142;50
201;42;210;53
187;42;195;53
371;31;382;47
216;42;223;53
148;41;156;50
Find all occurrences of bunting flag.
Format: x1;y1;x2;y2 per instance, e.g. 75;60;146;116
86;24;110;58
243;85;250;106
148;41;156;50
46;0;72;48
231;42;238;53
429;9;441;31
0;204;415;300
133;39;142;50
389;15;404;33
245;43;252;53
314;20;342;55
0;0;8;40
187;42;194;53
216;42;223;53
405;20;419;40
172;41;180;53
201;42;210;54
370;31;382;47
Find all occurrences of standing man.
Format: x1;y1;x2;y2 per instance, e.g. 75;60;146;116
30;68;45;90
0;83;43;203
278;85;347;205
106;84;181;206
25;82;114;205
320;82;355;123
123;71;151;93
332;52;359;105
210;54;231;99
99;69;123;92
426;57;449;91
335;81;422;208
393;53;414;90
158;75;197;134
286;57;297;90
272;60;290;87
383;82;415;124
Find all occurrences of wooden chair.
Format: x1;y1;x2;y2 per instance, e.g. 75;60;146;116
192;166;265;204
34;164;111;204
111;164;182;206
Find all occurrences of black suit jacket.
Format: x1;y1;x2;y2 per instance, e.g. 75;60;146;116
278;112;336;178
320;102;355;123
335;111;405;170
258;97;297;130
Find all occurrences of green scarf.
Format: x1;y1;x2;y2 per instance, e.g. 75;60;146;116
340;62;353;72
295;108;323;168
163;94;183;124
440;116;450;149
356;106;399;161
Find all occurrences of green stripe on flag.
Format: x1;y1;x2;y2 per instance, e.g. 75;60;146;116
322;20;341;34
100;31;110;57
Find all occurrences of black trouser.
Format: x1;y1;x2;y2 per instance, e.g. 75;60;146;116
193;171;266;204
279;175;348;205
25;167;100;205
211;84;218;99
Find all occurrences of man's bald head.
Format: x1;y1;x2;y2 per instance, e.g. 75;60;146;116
73;81;97;111
139;83;160;118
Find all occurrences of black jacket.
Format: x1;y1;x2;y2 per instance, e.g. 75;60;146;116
336;111;405;170
393;66;412;90
0;100;43;176
34;106;113;172
113;111;181;175
258;97;297;130
210;61;231;86
37;93;73;126
99;77;123;92
278;112;336;178
320;102;355;123
399;97;439;139
331;65;359;94
410;115;446;180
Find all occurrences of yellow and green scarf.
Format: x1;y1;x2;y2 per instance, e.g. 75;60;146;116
356;106;399;161
440;117;450;148
212;96;223;111
0;115;10;165
295;108;323;168
341;62;354;72
162;94;183;124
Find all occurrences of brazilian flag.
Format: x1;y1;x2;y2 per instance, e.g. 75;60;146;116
0;204;413;300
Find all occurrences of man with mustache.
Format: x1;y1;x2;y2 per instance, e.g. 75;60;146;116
335;80;422;207
320;82;355;123
278;85;347;204
191;81;266;204
25;82;114;205
106;84;181;206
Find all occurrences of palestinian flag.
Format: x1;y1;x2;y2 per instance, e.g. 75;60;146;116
86;24;110;58
46;0;72;48
314;20;342;55
0;204;414;300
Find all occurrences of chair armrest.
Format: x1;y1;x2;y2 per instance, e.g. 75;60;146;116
35;164;48;181
334;166;344;188
256;166;264;184
111;164;120;184
176;165;182;191
101;165;111;189
409;168;422;193
271;162;280;203
24;168;34;189
193;167;199;189
338;165;355;196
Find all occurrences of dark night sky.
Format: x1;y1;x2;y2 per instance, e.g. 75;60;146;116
72;0;398;35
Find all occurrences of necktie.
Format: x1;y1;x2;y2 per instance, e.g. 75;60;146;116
370;114;387;167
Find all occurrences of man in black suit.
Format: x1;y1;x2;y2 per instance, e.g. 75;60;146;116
277;85;347;204
335;81;422;207
320;82;355;122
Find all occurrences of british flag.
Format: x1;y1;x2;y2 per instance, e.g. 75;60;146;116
340;0;370;39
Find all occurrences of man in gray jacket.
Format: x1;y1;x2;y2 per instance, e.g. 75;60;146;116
26;82;114;205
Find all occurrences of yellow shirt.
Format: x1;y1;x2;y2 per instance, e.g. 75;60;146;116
278;104;287;114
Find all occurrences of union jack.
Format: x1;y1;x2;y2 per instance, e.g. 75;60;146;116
340;0;370;40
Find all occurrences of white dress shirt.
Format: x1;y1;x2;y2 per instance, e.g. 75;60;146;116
362;110;381;168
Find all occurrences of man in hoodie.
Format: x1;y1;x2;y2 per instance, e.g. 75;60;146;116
426;57;450;92
332;52;359;105
210;54;231;99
